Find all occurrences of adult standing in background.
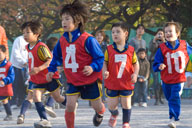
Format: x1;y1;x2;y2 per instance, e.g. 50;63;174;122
10;35;28;108
0;26;9;59
129;24;147;52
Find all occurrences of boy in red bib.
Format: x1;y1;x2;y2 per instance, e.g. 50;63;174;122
0;45;15;121
22;21;65;128
47;0;105;128
103;22;139;128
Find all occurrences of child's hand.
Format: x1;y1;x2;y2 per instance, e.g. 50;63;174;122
104;71;109;79
131;73;137;83
46;72;54;82
82;66;93;76
0;81;5;87
159;64;166;70
138;78;144;82
29;67;40;75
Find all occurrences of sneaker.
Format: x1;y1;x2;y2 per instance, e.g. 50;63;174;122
141;102;147;107
34;119;52;128
123;123;130;128
45;106;57;118
93;112;103;127
133;103;139;107
108;115;117;127
160;99;164;104
17;115;24;124
3;115;13;121
168;118;176;128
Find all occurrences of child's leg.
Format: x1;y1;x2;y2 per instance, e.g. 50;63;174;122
107;97;119;127
168;83;184;121
2;98;12;121
121;96;132;125
19;91;33;116
33;89;47;120
50;88;65;105
46;95;55;107
65;94;79;128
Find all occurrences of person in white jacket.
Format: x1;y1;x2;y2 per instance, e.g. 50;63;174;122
10;35;28;108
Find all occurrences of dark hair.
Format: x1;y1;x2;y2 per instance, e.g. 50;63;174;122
95;30;106;39
21;20;43;38
46;37;58;51
137;48;146;54
112;22;128;32
60;0;89;33
163;21;181;39
136;24;145;30
0;45;6;53
155;28;163;35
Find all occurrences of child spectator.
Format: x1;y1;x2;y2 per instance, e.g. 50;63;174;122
103;22;139;128
153;21;192;128
95;30;107;102
149;29;165;105
133;48;150;107
0;45;15;121
47;0;105;128
21;20;65;128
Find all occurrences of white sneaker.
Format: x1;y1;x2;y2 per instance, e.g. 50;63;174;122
45;106;57;118
34;119;52;128
168;118;176;128
133;103;139;107
141;102;147;107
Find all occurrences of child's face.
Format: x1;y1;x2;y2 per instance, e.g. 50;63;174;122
23;27;39;43
61;13;78;32
164;25;179;42
96;33;104;44
112;26;128;44
0;49;6;62
138;51;146;59
136;26;145;36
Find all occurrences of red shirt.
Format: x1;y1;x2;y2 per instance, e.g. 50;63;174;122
159;40;189;84
26;42;59;84
0;61;13;96
104;45;135;90
60;32;102;86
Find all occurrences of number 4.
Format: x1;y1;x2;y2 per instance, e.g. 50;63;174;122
65;45;79;72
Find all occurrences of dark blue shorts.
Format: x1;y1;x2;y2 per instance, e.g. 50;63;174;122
33;79;61;92
0;96;11;101
66;81;102;100
105;88;133;98
27;81;34;92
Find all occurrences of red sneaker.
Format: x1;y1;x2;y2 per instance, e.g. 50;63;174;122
108;115;117;127
123;123;130;128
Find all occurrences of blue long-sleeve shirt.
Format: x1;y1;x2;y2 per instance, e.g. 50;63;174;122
0;59;15;85
153;40;192;72
48;28;104;73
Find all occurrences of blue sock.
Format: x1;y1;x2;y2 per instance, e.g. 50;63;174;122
35;102;47;120
3;102;12;115
46;96;55;107
122;108;131;123
20;100;31;116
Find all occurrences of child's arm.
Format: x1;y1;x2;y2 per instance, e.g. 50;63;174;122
103;61;109;79
85;37;104;72
30;58;52;75
1;65;15;86
153;48;165;72
131;60;139;83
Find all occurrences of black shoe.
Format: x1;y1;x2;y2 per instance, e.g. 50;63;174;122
93;112;103;127
4;115;13;121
